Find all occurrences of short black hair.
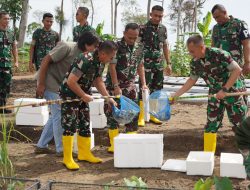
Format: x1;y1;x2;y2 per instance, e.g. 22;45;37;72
152;5;164;12
211;4;226;14
99;41;118;54
78;7;89;17
125;23;139;32
43;13;53;20
77;31;100;51
0;11;9;19
186;35;204;45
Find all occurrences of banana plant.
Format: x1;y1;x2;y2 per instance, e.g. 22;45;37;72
96;21;116;41
197;12;212;46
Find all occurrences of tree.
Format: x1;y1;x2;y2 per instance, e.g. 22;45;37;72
0;0;22;34
55;0;67;40
147;0;151;20
27;22;42;37
168;0;207;39
121;0;147;25
113;0;121;36
18;0;29;48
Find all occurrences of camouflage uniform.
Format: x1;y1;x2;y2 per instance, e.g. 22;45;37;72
212;16;250;67
212;16;250;105
73;22;95;42
0;29;15;107
60;51;104;137
32;28;59;70
105;38;144;132
138;21;167;97
190;47;248;133
235;117;250;178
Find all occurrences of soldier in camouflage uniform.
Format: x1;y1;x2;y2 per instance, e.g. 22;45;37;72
211;5;250;175
29;13;59;71
0;12;18;114
73;7;95;42
172;35;247;153
105;23;148;153
138;5;171;126
59;41;117;170
211;4;250;73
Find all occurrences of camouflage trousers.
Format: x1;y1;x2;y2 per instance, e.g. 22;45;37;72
205;96;248;132
139;64;164;99
61;100;91;137
105;85;139;133
0;67;12;106
235;117;250;178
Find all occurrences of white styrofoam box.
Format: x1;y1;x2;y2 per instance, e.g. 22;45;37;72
186;151;214;176
142;89;150;122
89;99;104;115
73;133;95;153
90;114;107;128
161;159;186;172
16;112;49;126
114;134;163;168
220;153;247;179
14;98;48;114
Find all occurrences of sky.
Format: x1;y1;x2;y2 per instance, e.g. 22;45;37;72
27;0;250;46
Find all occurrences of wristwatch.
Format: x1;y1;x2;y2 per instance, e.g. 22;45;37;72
113;83;119;88
222;87;229;93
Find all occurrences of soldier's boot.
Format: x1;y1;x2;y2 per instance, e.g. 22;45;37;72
108;129;119;153
126;131;137;134
77;135;102;163
62;136;79;170
204;132;217;153
138;101;145;127
150;115;162;125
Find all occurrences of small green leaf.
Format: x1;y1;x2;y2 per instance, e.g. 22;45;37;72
214;176;233;190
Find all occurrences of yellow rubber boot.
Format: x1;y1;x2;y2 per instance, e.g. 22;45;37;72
204;132;217;153
150;115;162;125
138;101;145;127
62;136;79;170
108;129;119;153
126;131;137;134
77;136;102;163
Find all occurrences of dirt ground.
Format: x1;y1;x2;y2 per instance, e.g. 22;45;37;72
4;75;250;189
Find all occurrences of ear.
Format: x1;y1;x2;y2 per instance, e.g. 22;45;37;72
150;12;152;17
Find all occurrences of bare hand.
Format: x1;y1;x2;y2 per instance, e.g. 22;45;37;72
36;83;45;98
108;98;117;107
114;87;122;96
169;93;176;104
141;84;149;92
216;90;226;99
165;64;172;76
242;63;250;75
81;94;93;103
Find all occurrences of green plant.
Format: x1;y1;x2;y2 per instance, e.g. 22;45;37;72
0;107;31;189
194;176;233;190
171;40;191;77
197;12;212;47
123;176;147;189
96;22;116;41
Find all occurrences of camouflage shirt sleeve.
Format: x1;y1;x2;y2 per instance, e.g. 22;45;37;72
32;29;39;41
219;50;238;71
239;21;250;41
190;59;199;80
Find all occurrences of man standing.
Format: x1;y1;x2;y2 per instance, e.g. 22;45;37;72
172;35;247;153
59;41;117;170
105;23;148;153
73;7;95;42
138;5;171;126
35;32;99;155
29;13;59;71
211;4;250;75
0;12;18;114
